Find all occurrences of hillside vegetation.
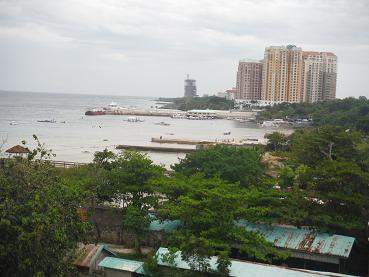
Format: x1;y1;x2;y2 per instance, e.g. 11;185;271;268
258;96;369;133
158;95;234;111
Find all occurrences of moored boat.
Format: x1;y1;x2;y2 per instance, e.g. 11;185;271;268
37;119;56;123
85;109;106;116
126;116;144;122
155;121;170;126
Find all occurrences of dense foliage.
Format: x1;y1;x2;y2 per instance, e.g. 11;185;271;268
91;151;165;253
0;158;91;276
268;125;369;234
172;145;265;186
154;174;287;276
258;97;369;133
159;96;234;111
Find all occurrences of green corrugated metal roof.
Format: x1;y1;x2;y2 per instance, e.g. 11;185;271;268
235;220;355;258
155;247;357;277
98;257;144;273
148;216;355;258
149;214;181;233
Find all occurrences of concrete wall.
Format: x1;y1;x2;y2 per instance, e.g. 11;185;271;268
104;268;133;277
90;207;166;247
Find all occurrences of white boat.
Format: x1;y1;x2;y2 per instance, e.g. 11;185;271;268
108;102;118;109
171;113;186;119
261;121;278;127
261;118;292;127
9;121;18;125
126;116;144;122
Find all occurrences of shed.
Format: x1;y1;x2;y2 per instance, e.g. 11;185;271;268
156;247;358;277
74;244;116;276
149;217;355;265
5;145;29;157
149;216;181;233
98;257;145;277
235;220;355;265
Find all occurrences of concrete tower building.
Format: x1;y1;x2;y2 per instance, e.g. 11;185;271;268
236;60;263;100
184;74;197;97
302;52;337;103
261;45;303;103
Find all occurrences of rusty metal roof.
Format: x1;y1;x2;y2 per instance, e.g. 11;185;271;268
74;244;116;269
236;221;355;258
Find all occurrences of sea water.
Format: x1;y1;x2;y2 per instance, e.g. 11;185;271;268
0;90;288;168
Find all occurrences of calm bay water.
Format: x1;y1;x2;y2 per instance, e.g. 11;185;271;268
0;90;287;168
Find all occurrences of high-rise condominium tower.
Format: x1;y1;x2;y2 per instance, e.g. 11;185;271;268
236;60;263;100
302;52;337;103
261;45;303;102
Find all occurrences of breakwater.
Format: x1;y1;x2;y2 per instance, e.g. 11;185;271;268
151;137;268;146
89;108;256;119
151;137;213;145
116;144;196;153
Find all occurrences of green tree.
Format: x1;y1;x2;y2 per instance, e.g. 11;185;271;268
172;145;265;187
289;125;360;166
156;174;287;275
0;156;91;276
94;151;165;252
265;132;288;152
278;166;295;189
122;206;152;254
93;148;116;170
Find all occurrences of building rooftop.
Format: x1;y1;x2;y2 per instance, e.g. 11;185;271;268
303;51;337;57
5;145;29;154
74;244;116;270
236;220;355;258
99;257;144;273
149;216;181;233
149;217;355;259
266;45;302;51
156;247;357;277
239;59;263;63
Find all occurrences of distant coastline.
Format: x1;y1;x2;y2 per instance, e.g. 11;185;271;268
156;95;235;111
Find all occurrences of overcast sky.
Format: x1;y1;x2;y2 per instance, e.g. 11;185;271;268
0;0;368;98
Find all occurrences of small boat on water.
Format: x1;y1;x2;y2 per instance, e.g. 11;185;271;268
126;116;144;122
37;119;56;123
223;131;231;135
85;109;106;116
9;121;18;125
234;118;249;123
171;113;186;119
155;121;170;126
261;119;291;128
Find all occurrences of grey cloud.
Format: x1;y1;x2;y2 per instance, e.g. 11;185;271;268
0;0;368;97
